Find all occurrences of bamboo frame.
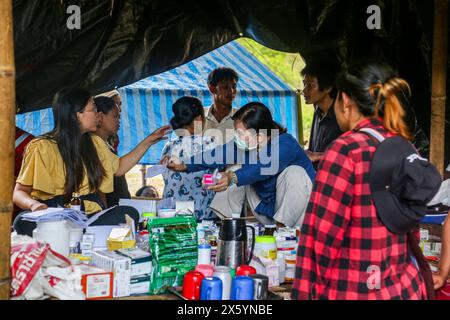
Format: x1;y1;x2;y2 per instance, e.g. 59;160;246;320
430;0;449;175
0;0;16;300
296;90;305;145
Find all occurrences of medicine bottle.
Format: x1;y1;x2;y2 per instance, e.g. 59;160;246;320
70;192;82;212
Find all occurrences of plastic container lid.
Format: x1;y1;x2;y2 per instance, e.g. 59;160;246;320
255;236;277;244
142;212;156;218
158;209;176;218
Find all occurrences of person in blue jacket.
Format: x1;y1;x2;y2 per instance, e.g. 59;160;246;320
167;101;315;227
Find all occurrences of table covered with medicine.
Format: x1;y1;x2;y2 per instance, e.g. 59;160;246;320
10;196;449;300
10;198;298;300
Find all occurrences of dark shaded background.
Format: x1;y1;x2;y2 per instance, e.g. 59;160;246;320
13;0;447;158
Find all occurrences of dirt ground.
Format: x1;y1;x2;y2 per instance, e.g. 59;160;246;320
125;165;165;198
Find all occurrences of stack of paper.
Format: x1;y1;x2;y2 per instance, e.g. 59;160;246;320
21;206;117;228
21;208;88;227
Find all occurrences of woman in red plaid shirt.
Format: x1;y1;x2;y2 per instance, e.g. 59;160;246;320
292;62;426;300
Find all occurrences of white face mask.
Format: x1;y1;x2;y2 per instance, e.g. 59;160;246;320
234;131;258;151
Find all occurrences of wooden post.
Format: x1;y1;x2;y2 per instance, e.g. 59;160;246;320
0;0;16;300
296;90;305;145
430;0;449;175
140;165;147;187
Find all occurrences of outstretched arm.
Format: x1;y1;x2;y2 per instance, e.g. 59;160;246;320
115;125;172;176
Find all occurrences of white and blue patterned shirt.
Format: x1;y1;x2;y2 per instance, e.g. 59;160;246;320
161;134;218;220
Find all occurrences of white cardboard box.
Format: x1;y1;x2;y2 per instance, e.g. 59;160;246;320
130;274;151;295
92;250;131;297
116;248;152;277
250;256;280;287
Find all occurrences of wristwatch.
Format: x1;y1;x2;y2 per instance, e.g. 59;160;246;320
229;172;238;186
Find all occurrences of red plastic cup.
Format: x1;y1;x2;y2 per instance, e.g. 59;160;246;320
182;271;204;300
236;265;257;276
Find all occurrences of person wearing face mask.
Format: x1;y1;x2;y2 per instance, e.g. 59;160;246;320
167;102;315;228
160;96;218;221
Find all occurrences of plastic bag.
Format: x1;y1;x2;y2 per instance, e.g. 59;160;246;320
147;215;197;294
10;234;85;300
428;179;450;206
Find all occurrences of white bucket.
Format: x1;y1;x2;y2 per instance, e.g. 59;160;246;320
33;220;70;257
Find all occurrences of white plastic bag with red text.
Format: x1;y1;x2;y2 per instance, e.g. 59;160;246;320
10;234;84;300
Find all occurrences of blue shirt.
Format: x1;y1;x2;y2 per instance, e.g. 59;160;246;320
185;133;315;219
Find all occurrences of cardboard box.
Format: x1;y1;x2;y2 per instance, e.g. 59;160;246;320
82;233;95;243
107;239;136;251
92;250;131;298
250;256;280;287
276;240;297;252
420;229;429;241
130;274;151;295
107;226;136;251
77;264;113;300
116;248;152;277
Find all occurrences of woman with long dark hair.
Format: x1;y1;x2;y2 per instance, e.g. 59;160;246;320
292;62;437;300
13;88;170;235
167;101;315;227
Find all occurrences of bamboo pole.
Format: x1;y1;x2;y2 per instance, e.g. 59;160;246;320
141;165;147;187
430;0;449;175
296;90;305;145
0;0;15;300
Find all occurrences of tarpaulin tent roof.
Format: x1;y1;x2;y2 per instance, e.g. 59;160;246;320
11;1;448;161
16;40;299;164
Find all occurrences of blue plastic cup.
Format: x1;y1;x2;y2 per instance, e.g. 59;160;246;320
230;276;254;300
200;276;223;300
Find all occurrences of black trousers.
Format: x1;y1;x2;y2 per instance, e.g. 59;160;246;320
13;205;140;237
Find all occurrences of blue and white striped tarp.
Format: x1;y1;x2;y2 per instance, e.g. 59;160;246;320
16;40;299;164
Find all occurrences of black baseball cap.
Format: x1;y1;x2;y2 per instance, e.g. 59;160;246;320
370;136;442;234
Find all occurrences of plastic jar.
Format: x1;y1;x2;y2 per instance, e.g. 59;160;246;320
136;230;150;252
254;236;277;260
284;253;296;282
33;220;70;257
198;243;212;265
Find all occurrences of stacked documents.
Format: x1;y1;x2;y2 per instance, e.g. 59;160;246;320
21;206;116;228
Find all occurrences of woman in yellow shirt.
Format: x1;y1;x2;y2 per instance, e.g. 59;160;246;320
13;87;170;235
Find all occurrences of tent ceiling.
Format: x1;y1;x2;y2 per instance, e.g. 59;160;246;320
12;0;442;138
